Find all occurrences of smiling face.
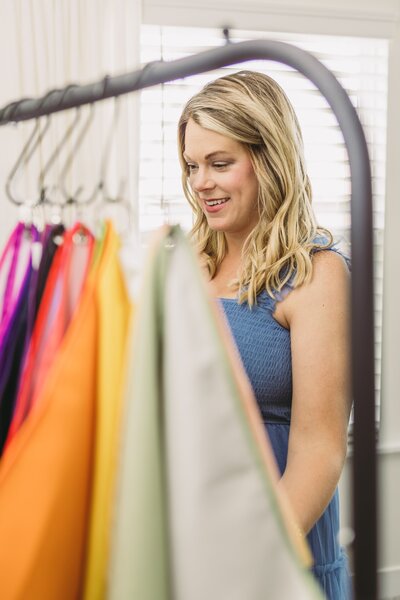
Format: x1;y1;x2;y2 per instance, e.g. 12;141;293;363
183;119;260;243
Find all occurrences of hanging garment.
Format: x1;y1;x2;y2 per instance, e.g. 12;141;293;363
0;224;20;326
108;225;322;600
0;224;39;454
0;222;24;334
25;223;66;335
0;223;102;600
0;222;33;343
6;223;94;445
83;222;132;600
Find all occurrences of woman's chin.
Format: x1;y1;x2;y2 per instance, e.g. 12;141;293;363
205;218;228;232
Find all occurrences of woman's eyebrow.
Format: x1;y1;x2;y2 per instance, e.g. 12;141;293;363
183;150;232;161
205;151;231;159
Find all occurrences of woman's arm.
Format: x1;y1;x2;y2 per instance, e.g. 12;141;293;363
278;250;351;535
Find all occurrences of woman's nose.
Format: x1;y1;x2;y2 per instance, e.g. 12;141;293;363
192;168;215;192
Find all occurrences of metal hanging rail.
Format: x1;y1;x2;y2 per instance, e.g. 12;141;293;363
0;37;377;599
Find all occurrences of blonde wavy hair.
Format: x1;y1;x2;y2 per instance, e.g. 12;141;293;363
178;70;333;306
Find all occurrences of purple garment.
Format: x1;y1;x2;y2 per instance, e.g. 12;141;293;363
0;224;64;455
0;268;32;453
0;223;25;337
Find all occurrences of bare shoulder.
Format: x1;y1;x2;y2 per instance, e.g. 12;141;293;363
281;250;350;326
308;249;350;289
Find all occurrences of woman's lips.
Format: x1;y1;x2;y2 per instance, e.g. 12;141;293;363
203;197;230;213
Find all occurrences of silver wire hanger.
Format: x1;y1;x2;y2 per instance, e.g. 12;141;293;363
6;117;51;207
38;109;82;208
99;96;126;204
58;103;101;207
97;96;133;234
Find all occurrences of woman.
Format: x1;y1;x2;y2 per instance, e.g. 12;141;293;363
177;70;352;598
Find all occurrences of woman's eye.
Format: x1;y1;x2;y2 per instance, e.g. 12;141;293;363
213;162;229;169
187;163;198;172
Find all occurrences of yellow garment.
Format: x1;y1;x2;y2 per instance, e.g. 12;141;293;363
0;228;100;600
83;222;132;600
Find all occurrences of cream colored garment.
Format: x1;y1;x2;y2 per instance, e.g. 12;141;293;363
109;225;322;600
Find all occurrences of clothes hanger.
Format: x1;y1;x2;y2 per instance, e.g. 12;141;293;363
58;103;101;210
38;109;82;211
97;96;132;235
99;96;125;204
6;117;51;209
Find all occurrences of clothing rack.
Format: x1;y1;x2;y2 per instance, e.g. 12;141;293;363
0;37;377;600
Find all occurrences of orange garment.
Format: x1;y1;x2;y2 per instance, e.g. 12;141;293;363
6;224;94;446
0;224;100;600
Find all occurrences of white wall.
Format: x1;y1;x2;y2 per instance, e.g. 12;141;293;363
0;0;141;247
142;0;400;37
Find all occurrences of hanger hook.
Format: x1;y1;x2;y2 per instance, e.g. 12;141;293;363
58;103;100;206
222;27;231;44
6;117;51;207
97;97;133;234
38;108;82;207
99;96;123;202
37;83;82;208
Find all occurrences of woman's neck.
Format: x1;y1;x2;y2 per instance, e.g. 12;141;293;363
224;233;246;262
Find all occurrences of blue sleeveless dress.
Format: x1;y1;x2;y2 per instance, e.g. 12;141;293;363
219;247;352;600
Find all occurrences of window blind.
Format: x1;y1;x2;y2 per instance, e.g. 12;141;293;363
139;25;388;425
